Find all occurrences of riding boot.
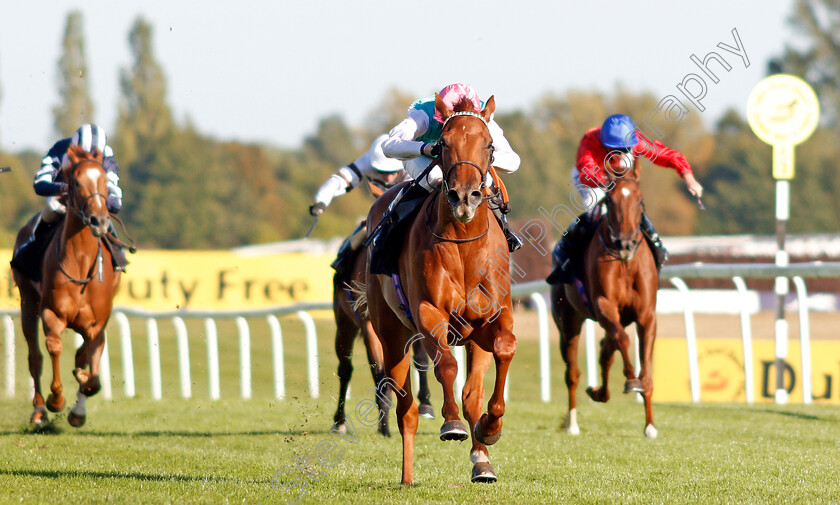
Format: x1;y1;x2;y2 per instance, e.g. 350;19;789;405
106;223;129;272
491;206;523;252
331;221;366;276
640;213;668;271
546;213;592;285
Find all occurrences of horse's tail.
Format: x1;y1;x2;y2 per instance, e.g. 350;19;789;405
345;280;369;318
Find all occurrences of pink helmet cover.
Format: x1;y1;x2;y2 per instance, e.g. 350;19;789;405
433;83;481;123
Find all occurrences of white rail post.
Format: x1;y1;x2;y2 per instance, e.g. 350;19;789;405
100;336;112;400
296;311;319;399
236;317;252;400
4;316;14;397
529;292;550;403
669;277;700;402
585;320;597;389
267;315;285;400
205;318;220;400
147;318;162;400
172;317;192;399
114;312;135;398
732;276;755;403
792;276;812;404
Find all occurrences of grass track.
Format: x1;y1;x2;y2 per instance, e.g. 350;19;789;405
1;312;839;504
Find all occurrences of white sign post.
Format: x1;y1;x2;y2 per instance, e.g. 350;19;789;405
746;74;819;404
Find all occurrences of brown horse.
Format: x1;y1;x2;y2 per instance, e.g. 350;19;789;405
550;170;659;438
331;241;434;438
363;94;516;484
13;145;120;427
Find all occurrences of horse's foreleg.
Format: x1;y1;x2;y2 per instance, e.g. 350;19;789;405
412;340;434;419
416;303;467;441
594;301;639;396
462;341;496;483
79;330;104;396
636;313;658;438
475;322;516;448
42;309;66;413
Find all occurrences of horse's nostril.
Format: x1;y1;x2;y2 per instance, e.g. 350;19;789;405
470;190;482;199
89;216;99;227
447;190;459;206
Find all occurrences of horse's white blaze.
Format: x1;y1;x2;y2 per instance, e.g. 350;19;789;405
621;187;631;197
564;408;580;435
470;449;489;464
71;391;87;416
85;168;102;185
644;424;658;439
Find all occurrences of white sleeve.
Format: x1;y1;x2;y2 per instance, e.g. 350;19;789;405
314;175;348;207
488;119;520;173
381;108;430;161
313;150;375;207
353;150;376;179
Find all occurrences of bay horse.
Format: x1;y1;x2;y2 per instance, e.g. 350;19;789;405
13;145;120;427
331;241;434;438
363;94;516;484
549;167;659;438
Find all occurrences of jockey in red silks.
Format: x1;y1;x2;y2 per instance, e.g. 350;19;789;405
547;114;704;284
365;83;522;273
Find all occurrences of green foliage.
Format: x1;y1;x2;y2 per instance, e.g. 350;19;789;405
52;11;95;137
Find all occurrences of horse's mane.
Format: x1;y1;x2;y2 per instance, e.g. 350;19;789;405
452;96;480;113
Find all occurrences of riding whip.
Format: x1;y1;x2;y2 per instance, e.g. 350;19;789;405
304;215;319;239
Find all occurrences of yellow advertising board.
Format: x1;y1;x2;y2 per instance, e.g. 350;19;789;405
654;338;840;403
0;249;336;311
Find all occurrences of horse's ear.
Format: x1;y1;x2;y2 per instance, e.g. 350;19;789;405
66;145;81;166
630;156;641;181
435;93;452;121
481;95;495;122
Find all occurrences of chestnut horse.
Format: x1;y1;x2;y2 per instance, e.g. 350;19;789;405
13;146;120;427
331;243;434;438
550;169;659;438
363;95;516;484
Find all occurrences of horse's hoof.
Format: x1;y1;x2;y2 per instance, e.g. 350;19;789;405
418;403;435;419
644;424;658;439
474;419;502;446
67;411;86;428
624;379;644;394
331;422;347;435
471;462;497;483
378;425;391;438
30;407;49;425
586;386;608;403
46;394;65;412
439;420;469;441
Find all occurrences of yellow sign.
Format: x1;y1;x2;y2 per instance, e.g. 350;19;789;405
746;74;820;179
1;250;336;311
654;338;840;403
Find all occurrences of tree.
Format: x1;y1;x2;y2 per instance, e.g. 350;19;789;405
52;11;95;137
770;0;840;128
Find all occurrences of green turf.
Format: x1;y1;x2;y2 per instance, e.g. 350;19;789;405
1;313;839;504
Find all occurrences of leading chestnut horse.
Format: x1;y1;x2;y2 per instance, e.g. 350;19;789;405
13;145;120;427
550;167;659;438
363;95;516;484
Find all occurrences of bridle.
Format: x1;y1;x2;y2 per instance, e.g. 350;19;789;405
65;159;109;228
428;111;497;244
597;178;645;260
56;158;109;285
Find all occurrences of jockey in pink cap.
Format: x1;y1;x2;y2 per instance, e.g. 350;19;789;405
367;84;522;270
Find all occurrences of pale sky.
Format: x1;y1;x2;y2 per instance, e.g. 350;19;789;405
0;0;797;152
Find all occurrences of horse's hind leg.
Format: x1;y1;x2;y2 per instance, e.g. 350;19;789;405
587;333;617;403
332;303;360;435
20;287;47;424
635;313;658;438
360;319;391;437
412;340;434;419
42;310;67;413
552;287;584;435
462;341;496;483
